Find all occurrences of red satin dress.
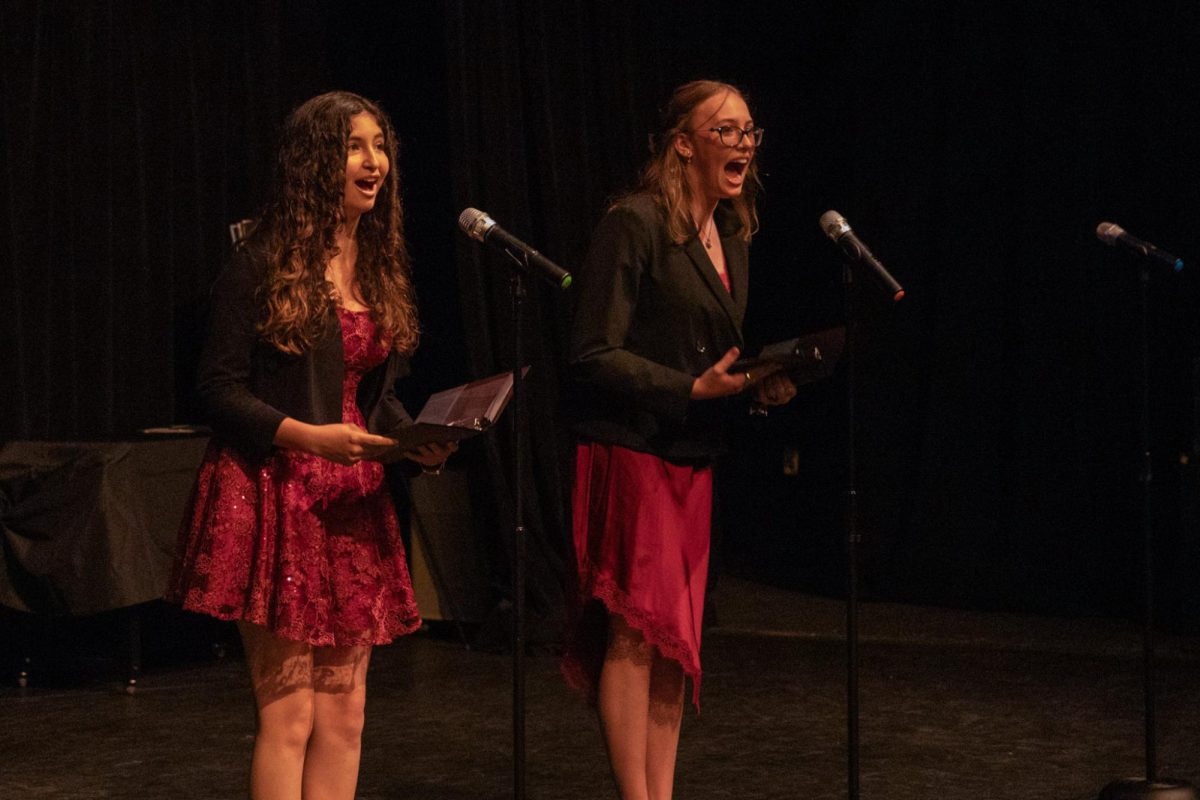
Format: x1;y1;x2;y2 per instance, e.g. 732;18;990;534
168;308;420;647
564;444;713;710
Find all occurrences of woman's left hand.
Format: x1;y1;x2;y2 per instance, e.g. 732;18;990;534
754;372;797;406
402;441;459;468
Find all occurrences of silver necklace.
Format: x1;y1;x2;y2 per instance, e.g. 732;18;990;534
702;216;715;249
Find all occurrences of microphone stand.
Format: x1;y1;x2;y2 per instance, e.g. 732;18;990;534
1095;264;1197;800
504;249;565;800
831;233;899;800
462;213;570;800
509;269;528;800
842;260;862;800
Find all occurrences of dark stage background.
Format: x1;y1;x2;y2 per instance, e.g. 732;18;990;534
4;1;1200;625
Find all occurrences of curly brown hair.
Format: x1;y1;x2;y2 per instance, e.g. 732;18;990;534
638;80;761;245
249;91;419;355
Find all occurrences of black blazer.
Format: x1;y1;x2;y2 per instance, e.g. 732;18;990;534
195;245;413;459
568;193;749;461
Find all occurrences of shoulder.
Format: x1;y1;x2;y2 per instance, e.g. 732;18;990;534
212;241;269;296
607;193;665;226
593;193;668;244
230;239;271;281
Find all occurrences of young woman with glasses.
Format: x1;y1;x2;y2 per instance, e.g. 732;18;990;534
564;80;795;799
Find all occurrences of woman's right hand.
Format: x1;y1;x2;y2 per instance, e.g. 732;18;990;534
275;419;398;465
690;347;747;400
690;347;785;400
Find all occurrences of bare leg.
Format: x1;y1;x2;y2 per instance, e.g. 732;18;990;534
238;621;315;800
598;614;654;800
645;654;684;800
302;644;372;800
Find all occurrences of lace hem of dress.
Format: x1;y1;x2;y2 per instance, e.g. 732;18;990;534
561;559;702;711
174;591;421;648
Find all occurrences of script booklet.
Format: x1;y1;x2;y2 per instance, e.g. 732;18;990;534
385;367;529;451
731;326;845;386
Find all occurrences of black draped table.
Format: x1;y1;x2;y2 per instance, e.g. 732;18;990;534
0;437;209;687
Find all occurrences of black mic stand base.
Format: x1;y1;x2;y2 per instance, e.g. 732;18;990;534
1097;778;1199;800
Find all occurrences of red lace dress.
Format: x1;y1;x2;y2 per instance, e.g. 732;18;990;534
168;308;420;646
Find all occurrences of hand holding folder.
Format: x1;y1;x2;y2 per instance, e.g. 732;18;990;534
382;367;528;454
732;326;845;386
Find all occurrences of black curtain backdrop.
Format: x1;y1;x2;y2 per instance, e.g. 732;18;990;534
4;1;1200;621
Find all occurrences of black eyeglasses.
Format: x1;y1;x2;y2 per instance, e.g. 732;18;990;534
703;126;765;147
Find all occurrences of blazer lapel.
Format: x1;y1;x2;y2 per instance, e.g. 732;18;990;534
683;236;746;343
724;234;749;324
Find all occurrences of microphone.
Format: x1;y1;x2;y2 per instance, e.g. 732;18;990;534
819;210;905;302
1095;221;1184;272
458;208;572;289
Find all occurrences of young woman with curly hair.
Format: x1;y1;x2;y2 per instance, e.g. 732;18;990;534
564;80;796;799
169;91;455;800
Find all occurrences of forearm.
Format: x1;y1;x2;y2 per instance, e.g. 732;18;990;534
272;416;315;454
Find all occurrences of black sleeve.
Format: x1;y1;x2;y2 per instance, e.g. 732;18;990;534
364;352;414;437
193;254;287;455
568;203;694;424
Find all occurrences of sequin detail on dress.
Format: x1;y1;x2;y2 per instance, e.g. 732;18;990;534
169;308;420;646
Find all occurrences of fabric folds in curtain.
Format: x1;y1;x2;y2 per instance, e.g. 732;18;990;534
1;1;312;440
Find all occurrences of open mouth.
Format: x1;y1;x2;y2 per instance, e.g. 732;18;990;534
724;159;750;183
354;177;379;193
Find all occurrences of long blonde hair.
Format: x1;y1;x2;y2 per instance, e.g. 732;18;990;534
250;91;419;356
637;80;761;244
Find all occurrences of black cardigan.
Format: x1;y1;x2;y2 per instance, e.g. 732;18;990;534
195;246;413;459
568;194;749;461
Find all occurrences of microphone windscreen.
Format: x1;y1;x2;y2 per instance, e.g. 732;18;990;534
458;208;492;241
1095;221;1124;245
819;210;849;240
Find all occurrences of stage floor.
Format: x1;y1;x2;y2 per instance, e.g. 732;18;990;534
4;577;1199;799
